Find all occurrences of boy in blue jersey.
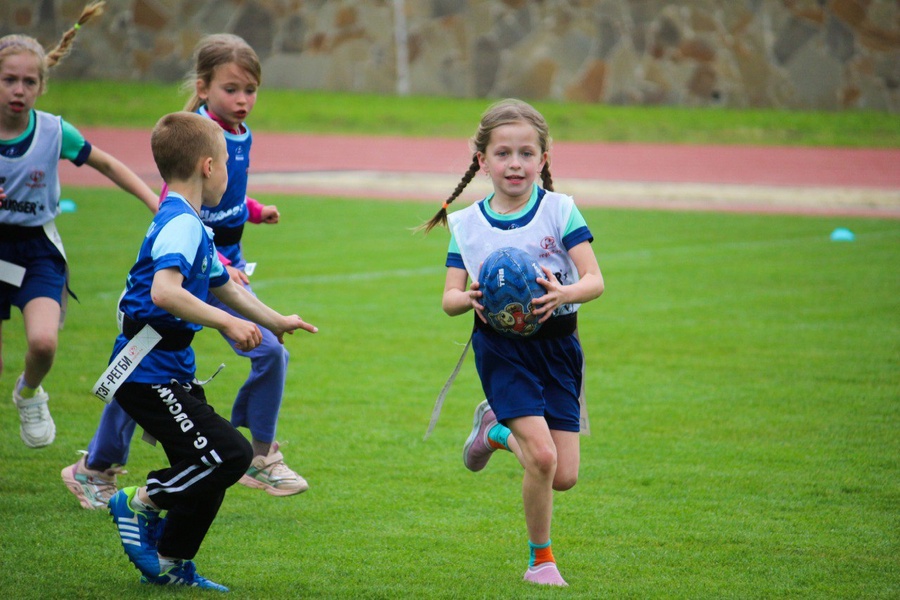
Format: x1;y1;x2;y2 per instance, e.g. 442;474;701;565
104;111;317;591
65;34;309;506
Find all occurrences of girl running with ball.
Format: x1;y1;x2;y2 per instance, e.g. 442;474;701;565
420;98;605;587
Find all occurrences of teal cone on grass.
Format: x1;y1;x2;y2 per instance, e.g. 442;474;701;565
830;228;855;242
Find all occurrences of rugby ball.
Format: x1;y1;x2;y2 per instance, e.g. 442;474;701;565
478;247;545;338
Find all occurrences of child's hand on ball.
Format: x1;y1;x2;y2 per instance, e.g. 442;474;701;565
469;280;486;323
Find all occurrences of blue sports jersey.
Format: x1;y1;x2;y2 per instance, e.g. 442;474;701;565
112;193;229;384
196;105;250;265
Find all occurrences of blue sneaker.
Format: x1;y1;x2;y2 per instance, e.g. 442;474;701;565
108;487;165;579
142;560;229;592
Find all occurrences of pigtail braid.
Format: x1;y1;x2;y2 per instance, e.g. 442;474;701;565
44;1;105;69
417;154;480;234
541;163;554;192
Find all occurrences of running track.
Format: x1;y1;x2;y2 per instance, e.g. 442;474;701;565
60;128;900;218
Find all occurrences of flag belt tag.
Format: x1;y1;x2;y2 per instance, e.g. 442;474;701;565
92;325;162;403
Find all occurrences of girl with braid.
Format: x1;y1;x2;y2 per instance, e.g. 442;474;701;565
420;99;604;587
0;1;157;449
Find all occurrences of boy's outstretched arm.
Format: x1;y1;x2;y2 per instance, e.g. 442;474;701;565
151;268;263;352
210;278;317;342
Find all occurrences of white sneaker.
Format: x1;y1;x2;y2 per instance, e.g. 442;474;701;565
13;375;55;448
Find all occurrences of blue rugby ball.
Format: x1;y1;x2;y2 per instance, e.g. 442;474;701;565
478;247;545;338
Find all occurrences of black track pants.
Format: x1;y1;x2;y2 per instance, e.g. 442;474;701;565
115;381;253;560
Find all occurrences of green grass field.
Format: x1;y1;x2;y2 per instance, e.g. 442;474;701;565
0;188;897;598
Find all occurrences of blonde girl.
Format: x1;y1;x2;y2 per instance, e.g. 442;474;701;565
0;1;157;449
422;98;604;586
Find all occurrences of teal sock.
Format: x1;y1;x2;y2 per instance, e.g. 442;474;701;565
487;423;511;450
529;539;552;567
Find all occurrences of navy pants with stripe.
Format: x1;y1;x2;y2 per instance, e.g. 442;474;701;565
115;381;253;560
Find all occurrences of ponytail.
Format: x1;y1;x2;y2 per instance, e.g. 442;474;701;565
0;1;104;96
45;1;106;69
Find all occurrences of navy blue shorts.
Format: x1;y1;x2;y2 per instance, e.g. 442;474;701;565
0;233;66;320
472;327;583;432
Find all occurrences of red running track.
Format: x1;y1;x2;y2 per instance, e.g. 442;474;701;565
59;127;900;217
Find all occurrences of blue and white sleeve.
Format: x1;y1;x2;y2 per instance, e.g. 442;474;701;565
151;214;203;276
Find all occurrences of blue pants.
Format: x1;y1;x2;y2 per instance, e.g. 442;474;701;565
207;286;290;442
86;281;289;470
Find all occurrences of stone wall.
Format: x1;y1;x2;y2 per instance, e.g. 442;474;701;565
2;0;898;111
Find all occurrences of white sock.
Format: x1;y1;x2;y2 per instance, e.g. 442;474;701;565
158;556;180;573
129;494;157;514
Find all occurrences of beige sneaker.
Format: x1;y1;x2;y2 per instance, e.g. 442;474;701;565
61;452;126;509
239;442;309;496
13;374;55;448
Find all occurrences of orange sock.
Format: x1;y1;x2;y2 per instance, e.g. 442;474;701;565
529;540;556;566
487;423;511;450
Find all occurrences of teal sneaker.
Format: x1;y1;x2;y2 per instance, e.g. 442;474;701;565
142;560;229;592
108;487;165;579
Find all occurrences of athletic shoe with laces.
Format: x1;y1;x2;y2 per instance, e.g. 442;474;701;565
141;559;229;592
463;400;497;472
524;562;568;586
109;486;165;579
12;374;55;448
239;442;309;496
61;452;125;509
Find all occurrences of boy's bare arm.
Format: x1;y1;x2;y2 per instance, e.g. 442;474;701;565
209;279;317;342
151;268;262;351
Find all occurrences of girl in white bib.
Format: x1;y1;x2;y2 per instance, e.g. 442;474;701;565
420;99;605;586
0;2;157;449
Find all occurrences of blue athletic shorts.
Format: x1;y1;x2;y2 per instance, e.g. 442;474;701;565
472;327;583;432
0;233;66;320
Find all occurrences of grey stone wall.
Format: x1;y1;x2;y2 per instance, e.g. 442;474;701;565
3;0;898;111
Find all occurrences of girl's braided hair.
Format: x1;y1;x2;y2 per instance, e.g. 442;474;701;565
418;98;553;234
0;1;106;95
